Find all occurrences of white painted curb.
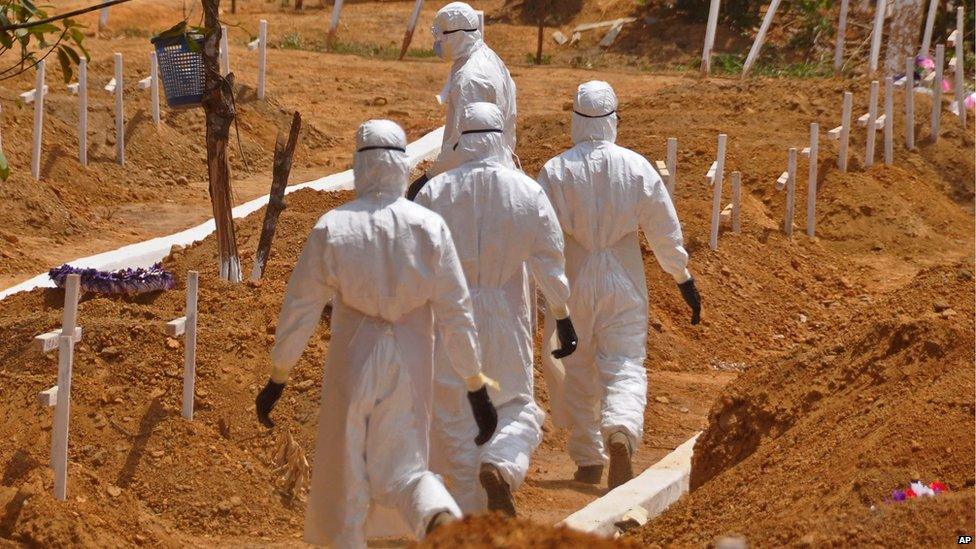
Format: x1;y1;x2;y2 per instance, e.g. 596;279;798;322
559;433;700;538
0;127;445;301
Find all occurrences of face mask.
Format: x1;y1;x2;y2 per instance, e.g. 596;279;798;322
433;39;445;59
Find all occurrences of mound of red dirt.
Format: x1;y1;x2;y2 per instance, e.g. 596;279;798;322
631;263;975;547
420;513;641;548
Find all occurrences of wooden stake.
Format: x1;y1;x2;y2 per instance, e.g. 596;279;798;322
114;53;124;165
251;112;302;281
807;123;818;237
52;334;73;501
784;147;796;237
182;271;199;420
666;137;677;197
398;0;425;60
731;171;742;234
31;59;45;181
868;0;886;75
883;76;894;164
149;52;160;126
953;5;966;130
220;25;231;76
839;91;853;172
258;20;268;99
203;0;242;283
61;274;81;337
920;0;938;57
700;0;721;75
709;134;727;251
833;0;850;75
78;60;88;166
99;0;110;30
742;0;783;78
905;56;915;149
930;44;944;143
865;80;879;167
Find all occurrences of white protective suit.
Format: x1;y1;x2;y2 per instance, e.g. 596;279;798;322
415;102;571;513
536;82;691;468
270;120;489;548
430;2;517;176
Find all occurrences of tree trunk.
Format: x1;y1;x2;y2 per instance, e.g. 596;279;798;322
202;0;242;282
885;0;925;75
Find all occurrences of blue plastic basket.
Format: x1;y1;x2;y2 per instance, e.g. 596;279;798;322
150;33;205;108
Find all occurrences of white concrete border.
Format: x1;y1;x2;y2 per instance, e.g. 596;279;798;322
0;127;445;301
559;433;699;538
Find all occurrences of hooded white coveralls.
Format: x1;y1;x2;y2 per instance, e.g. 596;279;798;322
416;103;571;513
270;120;486;548
430;2;517;176
536;82;691;468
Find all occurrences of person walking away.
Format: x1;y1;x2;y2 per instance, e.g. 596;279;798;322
537;81;702;490
406;1;517;199
254;120;498;548
415;102;578;516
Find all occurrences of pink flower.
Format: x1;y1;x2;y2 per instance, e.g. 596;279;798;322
917;57;935;70
965;93;976;111
942;78;952;93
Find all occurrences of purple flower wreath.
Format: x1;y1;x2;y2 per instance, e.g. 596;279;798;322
49;263;176;295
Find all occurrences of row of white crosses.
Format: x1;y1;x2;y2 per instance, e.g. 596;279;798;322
22;20;270;181
34;271;200;501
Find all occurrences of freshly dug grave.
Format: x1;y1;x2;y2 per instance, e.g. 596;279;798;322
632;263;975;547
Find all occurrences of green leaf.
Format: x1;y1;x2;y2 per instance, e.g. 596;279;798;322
0;149;9;182
56;46;71;83
62;44;80;64
155;20;188;40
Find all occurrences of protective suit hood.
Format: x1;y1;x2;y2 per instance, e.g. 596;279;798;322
433;2;483;61
354;119;410;199
572;81;618;145
454;102;509;165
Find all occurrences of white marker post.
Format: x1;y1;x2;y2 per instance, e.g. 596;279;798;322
50;273;80;501
905;56;915;149
99;0;110;30
709;134;727;250
865;80;879;167
883;76;894;164
31;60;45;181
328;0;345;45
700;0;721;75
78;60;88;166
742;0;782;78
114;53;124;165
731;171;742;234
807;123;818;237
52;335;73;501
920;0;938;57
931;44;944;143
833;0;850;75
868;0;886;75
784;148;797;237
182;271;199;420
953;6;966;130
666;137;677;197
220;25;231;76
839;91;853;172
150;52;160;126
257;20;268;100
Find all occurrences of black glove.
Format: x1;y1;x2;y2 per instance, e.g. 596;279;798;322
678;277;702;325
466;386;498;446
552;317;578;359
406;173;430;201
255;379;285;428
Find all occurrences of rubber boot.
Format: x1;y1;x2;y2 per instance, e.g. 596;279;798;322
479;463;517;517
607;431;634;490
425;510;456;536
573;464;604;484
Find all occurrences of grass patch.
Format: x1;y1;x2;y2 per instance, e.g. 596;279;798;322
274;35;436;60
524;52;553;65
675;53;832;78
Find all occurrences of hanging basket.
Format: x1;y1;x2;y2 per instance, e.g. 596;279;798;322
151;32;205;108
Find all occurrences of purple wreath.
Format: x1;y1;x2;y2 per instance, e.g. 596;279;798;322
49;263;176;295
